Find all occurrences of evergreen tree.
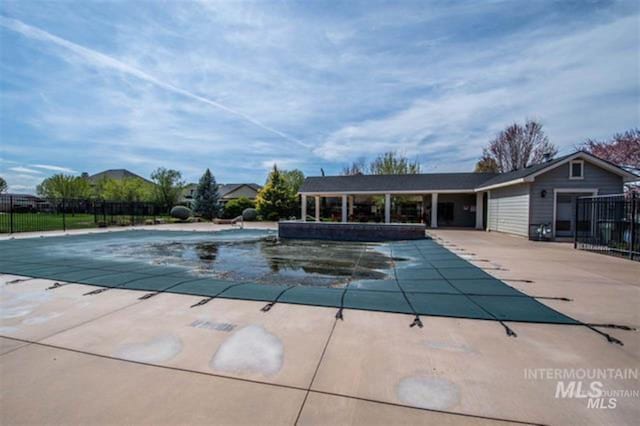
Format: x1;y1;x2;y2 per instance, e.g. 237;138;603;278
256;165;296;221
193;168;220;220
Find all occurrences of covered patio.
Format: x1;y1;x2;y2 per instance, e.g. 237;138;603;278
298;174;494;229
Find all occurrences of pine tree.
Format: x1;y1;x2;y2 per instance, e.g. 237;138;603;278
193;169;220;220
256;165;296;221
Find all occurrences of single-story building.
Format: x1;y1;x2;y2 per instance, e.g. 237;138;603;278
298;151;638;240
180;183;261;207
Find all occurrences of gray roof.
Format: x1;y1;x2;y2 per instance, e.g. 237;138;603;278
181;183;261;199
301;151;637;194
475;154;572;188
477;150;638;188
0;193;43;200
300;173;497;193
219;183;261;197
88;169;152;184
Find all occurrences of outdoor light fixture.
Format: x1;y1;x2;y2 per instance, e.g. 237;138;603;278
541;190;547;198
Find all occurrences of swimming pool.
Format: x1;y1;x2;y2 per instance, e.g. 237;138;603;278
0;228;579;325
38;229;400;287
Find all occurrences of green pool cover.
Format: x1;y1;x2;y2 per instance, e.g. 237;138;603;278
0;229;579;325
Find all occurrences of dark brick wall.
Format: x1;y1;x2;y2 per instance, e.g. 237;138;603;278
278;221;426;242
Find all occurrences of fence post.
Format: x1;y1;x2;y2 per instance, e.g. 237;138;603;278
62;198;66;231
630;193;637;260
9;195;14;234
574;197;579;249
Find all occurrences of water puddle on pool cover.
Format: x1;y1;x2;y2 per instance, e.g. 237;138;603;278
63;235;406;288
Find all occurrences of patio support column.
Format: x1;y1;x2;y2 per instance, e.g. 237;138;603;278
348;196;354;217
384;193;391;223
341;194;348;223
315;196;320;222
475;192;484;230
301;194;307;221
431;193;438;228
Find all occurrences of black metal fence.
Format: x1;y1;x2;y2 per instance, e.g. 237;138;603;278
0;195;168;234
575;193;638;261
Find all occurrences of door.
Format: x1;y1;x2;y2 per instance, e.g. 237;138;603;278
555;191;595;238
555;194;574;237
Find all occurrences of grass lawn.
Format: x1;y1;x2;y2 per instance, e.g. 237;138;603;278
0;213;177;233
0;213;98;233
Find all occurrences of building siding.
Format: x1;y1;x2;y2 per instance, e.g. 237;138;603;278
223;186;259;200
529;160;623;236
487;183;530;237
437;193;476;227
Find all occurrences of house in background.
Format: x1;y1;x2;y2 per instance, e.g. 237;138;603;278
299;151;638;240
83;169;153;185
180;183;261;207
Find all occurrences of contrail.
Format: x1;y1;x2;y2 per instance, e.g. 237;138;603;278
0;16;310;149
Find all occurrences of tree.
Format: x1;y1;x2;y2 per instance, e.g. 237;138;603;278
222;196;255;219
0;176;7;193
341;152;421;175
579;128;640;174
150;168;184;212
369;151;421;175
36;174;92;199
341;158;366;175
99;177;153;202
281;169;305;195
474;154;500;173
256;165;297;221
193;168;220;220
478;119;558;172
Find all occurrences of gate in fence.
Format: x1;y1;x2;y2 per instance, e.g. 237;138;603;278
575;193;638;261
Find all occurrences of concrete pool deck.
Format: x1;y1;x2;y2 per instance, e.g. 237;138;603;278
1;225;639;425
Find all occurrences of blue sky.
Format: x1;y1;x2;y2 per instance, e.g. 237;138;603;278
1;0;638;193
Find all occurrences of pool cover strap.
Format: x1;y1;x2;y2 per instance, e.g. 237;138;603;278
409;246;517;338
389;247;426;328
84;287;110;296
46;282;65;290
136;277;216;301
261;286;296;312
190;282;250;308
584;324;624;345
335;244;368;321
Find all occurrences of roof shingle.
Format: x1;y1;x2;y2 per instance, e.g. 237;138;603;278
300;172;497;193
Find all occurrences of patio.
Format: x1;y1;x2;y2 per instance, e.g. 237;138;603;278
1;225;638;425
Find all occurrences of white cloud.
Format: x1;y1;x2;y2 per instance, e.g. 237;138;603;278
8;166;42;174
259;158;303;170
314;14;640;169
31;164;77;173
0;16;309;149
1;1;637;184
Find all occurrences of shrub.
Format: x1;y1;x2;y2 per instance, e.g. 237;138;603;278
242;208;258;221
256;165;297;221
170;205;192;221
223;197;255;219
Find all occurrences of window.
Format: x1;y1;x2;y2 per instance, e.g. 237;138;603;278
569;160;584;179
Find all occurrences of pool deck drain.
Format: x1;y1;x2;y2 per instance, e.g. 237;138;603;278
1;225;639;425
